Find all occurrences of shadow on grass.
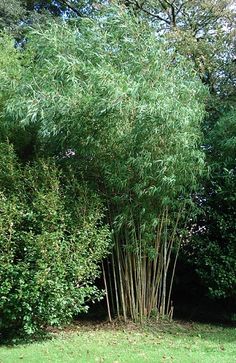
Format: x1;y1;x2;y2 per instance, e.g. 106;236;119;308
0;330;53;347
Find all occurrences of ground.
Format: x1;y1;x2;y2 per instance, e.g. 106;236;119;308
0;320;235;363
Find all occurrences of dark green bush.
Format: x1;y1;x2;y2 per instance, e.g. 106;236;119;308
0;143;111;336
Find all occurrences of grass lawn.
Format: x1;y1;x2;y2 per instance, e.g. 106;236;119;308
0;320;235;363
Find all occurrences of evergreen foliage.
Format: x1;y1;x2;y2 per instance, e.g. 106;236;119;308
1;7;208;320
188;108;236;299
0;143;110;335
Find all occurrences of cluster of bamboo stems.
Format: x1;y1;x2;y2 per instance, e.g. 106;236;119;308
103;207;183;322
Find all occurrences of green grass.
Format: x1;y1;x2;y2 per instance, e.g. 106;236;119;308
0;321;235;363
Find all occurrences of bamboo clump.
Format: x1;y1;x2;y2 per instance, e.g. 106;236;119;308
102;206;184;322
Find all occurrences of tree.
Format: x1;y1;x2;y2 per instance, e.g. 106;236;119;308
0;0;26;32
0;0;99;28
119;0;236;97
185;108;236;301
24;0;99;17
0;0;98;40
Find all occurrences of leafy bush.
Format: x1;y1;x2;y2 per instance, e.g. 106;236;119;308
185;109;236;299
0;143;110;336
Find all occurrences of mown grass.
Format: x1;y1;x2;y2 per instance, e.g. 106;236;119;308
0;320;235;363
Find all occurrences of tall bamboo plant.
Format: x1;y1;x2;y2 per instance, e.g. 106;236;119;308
1;5;208;321
106;204;188;321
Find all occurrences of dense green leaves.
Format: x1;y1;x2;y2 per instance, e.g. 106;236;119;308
0;0;25;31
0;6;209;323
2;8;207;207
187;108;236;299
0;144;110;335
0;2;234;327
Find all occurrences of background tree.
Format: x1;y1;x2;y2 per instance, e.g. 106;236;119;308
119;0;235;96
184;108;236;301
0;0;26;32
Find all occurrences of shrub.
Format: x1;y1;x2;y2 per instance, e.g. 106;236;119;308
0;143;110;336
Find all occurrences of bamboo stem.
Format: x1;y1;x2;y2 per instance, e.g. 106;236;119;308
107;259;115;315
112;249;120;319
102;261;112;322
116;239;127;322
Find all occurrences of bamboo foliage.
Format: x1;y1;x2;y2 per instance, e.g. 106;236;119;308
1;6;207;321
